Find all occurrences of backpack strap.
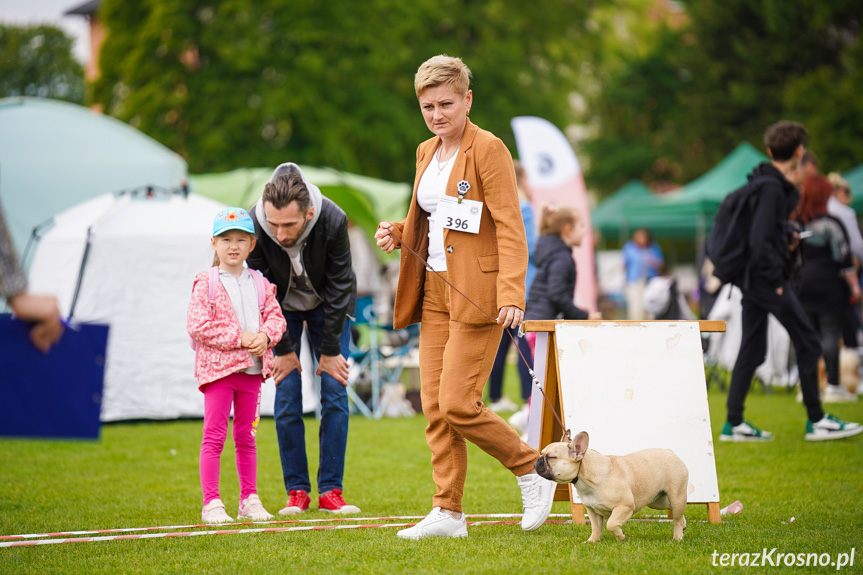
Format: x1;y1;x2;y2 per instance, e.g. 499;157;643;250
248;268;267;317
207;266;219;317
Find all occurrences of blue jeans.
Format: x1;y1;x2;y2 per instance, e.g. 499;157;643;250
274;306;351;494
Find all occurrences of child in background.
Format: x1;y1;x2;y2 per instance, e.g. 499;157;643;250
187;207;287;524
525;205;601;340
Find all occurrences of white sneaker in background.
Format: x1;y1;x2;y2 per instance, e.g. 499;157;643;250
517;473;556;532
508;405;530;434
238;494;274;521
489;397;519;413
823;384;858;403
202;499;234;524
396;507;468;539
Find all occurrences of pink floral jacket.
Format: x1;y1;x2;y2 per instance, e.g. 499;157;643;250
187;270;287;388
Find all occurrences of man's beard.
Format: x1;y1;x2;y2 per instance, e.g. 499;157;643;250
278;219;309;247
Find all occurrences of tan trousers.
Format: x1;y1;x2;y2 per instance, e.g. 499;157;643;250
419;272;538;512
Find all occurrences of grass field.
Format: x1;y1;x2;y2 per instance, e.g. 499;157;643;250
1;381;862;574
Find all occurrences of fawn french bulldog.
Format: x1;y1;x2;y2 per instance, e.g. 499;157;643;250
535;431;689;542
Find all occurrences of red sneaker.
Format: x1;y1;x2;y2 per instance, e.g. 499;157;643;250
318;489;361;514
278;490;310;516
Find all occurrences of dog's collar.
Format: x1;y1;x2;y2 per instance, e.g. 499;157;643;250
570;462;581;484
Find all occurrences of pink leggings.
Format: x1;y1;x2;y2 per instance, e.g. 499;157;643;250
200;372;262;506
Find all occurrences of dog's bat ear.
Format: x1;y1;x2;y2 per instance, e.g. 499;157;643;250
569;431;589;461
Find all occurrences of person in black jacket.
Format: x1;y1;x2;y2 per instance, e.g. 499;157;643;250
247;163;361;515
525;205;601;323
721;121;861;442
795;174;860;403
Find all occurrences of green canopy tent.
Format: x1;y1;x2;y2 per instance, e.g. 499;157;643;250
591;179;652;244
845;163;863;214
615;142;769;241
190;167;411;246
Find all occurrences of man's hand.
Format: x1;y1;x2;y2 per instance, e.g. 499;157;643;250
375;221;396;254
248;333;269;357
318;353;350;387
497;306;524;330
588;311;603;320
272;352;301;385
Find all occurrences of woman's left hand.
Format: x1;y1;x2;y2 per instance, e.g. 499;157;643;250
497;306;524;329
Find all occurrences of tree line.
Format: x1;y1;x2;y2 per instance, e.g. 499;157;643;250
2;1;861;195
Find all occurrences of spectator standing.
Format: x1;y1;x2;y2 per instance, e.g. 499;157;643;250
248;164;361;515
622;228;663;320
525;205;602;324
187;208;286;524
795;175;860;403
826;172;863;352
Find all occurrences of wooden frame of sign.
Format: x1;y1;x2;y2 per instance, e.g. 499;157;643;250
522;319;726;525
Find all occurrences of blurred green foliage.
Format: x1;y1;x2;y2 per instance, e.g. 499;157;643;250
583;0;863;195
91;0;595;180
0;24;84;103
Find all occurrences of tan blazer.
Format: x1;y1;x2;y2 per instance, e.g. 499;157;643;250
390;119;528;329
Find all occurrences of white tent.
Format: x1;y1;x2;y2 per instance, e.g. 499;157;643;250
25;189;286;421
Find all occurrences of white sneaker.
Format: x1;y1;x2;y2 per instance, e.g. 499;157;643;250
508;405;530;434
238;494;274;521
805;414;863;441
202;499;234;524
396;507;468;539
489;397;519;412
517;473;556;531
823;385;858;403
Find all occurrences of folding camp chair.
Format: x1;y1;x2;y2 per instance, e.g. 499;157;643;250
347;296;419;418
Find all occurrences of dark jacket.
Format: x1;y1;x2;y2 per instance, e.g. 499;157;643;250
247;197;356;357
747;163;800;290
795;214;854;314
525;234;588;321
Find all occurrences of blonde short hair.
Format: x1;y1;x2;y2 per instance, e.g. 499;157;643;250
827;172;850;193
414;54;472;98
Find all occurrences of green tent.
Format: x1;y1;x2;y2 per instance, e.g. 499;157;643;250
616;142;769;240
591;179;652;243
845;163;863;214
190;166;411;243
589;143;769;241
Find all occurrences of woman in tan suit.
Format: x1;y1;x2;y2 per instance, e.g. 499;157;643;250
375;55;556;539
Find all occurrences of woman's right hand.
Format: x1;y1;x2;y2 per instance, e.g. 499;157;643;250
375;221;396;254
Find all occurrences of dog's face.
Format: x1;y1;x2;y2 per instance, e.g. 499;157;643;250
534;431;589;483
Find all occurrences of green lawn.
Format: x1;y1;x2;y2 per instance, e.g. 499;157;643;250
1;383;861;574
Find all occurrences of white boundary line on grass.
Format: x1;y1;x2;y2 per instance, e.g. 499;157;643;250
0;513;574;541
0;520;574;547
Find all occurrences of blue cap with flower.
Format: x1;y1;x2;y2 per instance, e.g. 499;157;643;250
213;207;255;236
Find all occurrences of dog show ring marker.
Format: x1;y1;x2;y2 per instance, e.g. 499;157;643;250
523;320;726;525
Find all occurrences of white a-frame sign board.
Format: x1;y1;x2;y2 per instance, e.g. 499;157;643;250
552;321;721;521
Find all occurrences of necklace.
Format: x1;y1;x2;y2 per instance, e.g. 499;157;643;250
435;146;455;176
435;136;463;176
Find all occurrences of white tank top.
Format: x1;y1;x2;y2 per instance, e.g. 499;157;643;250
416;144;459;271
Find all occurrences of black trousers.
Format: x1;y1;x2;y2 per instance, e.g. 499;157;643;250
727;280;824;425
806;310;844;389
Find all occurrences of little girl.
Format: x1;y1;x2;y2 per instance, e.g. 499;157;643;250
187;207;287;524
525;205;602;326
